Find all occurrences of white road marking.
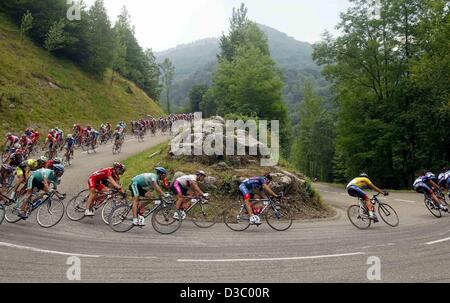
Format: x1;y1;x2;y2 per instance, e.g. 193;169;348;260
177;252;366;263
425;237;450;245
0;241;157;259
0;241;101;258
394;199;416;204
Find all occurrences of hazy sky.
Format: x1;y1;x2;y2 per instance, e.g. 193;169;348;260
82;0;351;52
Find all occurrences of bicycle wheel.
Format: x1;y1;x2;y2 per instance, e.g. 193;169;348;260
425;197;442;218
101;197;127;225
223;202;251;232
109;204;134;233
66;190;89;221
4;196;24;223
36;197;64;228
0;204;5;225
265;204;294;231
151;205;182;234
191;201;218;228
378;203;399;227
347;205;371;229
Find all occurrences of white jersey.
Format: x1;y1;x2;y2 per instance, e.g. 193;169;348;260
176;175;197;188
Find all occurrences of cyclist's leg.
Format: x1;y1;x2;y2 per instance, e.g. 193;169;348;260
348;185;372;211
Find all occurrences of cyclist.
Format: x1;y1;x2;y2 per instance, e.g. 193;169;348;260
44;157;62;169
63;134;75;159
239;174;280;225
8;144;25;167
170;170;209;220
90;129;100;147
129;167;171;226
347;173;389;222
414;170;448;212
10;158;40;199
0;164;14;195
84;162;126;217
438;166;450;193
18;164;65;218
5;133;19;148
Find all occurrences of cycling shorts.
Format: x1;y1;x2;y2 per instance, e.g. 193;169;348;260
239;183;257;200
88;176;110;191
347;185;369;200
414;182;433;195
129;183;149;198
27;175;44;191
170;180;188;196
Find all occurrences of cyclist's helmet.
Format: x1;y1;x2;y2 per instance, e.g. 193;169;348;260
156;167;168;175
113;162;126;174
360;173;369;179
53;157;62;165
67;134;73;139
1;164;13;174
264;173;273;183
14;143;21;149
53;164;65;175
87;126;92;131
6;132;12;138
196;170;206;177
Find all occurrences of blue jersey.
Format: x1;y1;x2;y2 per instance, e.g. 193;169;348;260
66;137;75;148
242;177;266;191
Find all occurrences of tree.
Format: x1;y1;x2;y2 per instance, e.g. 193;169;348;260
189;84;208;112
44;19;66;53
160;58;175;113
291;82;335;181
313;0;449;187
20;10;33;40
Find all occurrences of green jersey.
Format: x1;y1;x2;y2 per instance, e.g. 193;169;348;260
131;173;158;190
32;168;58;185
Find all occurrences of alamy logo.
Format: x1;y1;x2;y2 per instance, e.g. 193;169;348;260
366;256;381;281
66;256;81;281
67;0;81;21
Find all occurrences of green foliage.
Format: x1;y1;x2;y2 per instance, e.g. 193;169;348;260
159;58;175;113
291;82;335;182
44;19;66;52
19;10;32;39
313;0;450;188
189;84;208;112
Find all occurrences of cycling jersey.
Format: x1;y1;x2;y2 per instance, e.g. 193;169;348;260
88;168;117;191
27;168;58;190
130;173;158;197
65;137;75;149
346;177;373;189
239;177;267;200
176;175;197;188
7;136;19;145
413;174;434;195
17;159;38;177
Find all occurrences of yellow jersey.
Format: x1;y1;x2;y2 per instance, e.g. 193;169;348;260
347;177;373;189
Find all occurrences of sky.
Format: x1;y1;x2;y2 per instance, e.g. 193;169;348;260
82;0;352;52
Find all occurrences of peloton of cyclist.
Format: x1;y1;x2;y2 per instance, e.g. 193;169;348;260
129;167;171;226
170;170;209;220
18;164;65;218
414;170;448;212
239;174;280;225
347;173;389;222
84;162;126;217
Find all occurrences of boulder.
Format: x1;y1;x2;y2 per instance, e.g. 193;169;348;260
172;171;185;180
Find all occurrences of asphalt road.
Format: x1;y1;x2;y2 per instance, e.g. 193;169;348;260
0;134;449;283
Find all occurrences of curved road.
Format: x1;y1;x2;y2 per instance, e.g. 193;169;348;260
0;134;449;282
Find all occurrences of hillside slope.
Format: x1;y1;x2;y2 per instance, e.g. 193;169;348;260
0;13;164;136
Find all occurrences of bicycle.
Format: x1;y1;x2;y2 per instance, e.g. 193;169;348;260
223;192;293;232
425;191;449;218
66;189;127;225
347;193;399;229
112;139;123;155
63;148;74;167
109;195;182;234
4;190;66;228
175;195;220;228
1;147;15;164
